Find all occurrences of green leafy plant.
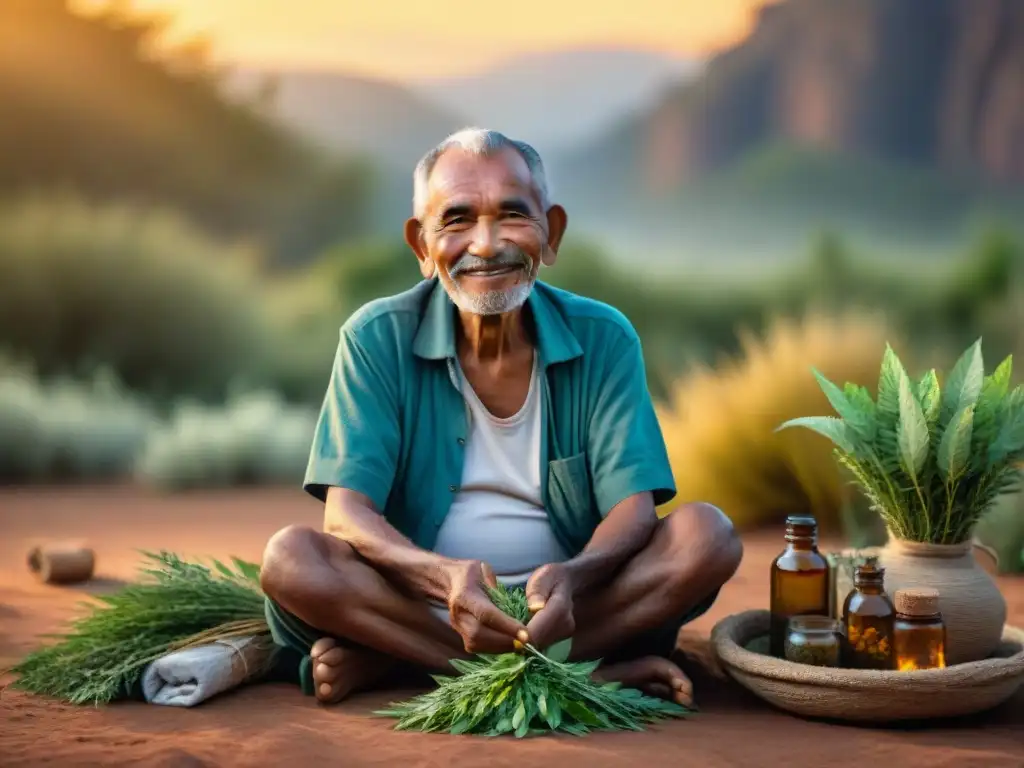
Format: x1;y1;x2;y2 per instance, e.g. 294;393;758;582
7;552;272;705
777;339;1024;544
376;584;691;737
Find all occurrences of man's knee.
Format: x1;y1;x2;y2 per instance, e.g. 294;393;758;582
663;501;743;589
260;524;348;603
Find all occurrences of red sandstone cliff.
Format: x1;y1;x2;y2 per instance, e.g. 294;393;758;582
630;0;1024;192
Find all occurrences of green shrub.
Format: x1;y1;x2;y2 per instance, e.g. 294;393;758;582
135;391;316;490
4;0;373;265
0;194;276;402
0;362;316;489
309;228;1021;403
0;363;152;483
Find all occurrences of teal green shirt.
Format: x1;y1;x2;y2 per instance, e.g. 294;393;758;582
304;278;676;556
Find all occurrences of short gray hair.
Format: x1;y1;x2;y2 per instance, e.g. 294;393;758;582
412;128;551;219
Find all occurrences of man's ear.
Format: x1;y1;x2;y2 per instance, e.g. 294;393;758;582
542;204;568;267
404;218;435;279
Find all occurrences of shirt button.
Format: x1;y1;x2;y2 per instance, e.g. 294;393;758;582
457;437;465;445
449;484;457;492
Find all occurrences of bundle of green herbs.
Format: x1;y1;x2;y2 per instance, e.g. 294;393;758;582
778;339;1024;544
376;584;692;737
8;552;272;704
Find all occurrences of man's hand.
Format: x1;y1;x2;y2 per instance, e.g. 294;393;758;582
524;563;576;651
445;560;528;654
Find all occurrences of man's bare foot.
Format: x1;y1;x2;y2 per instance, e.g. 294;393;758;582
594;656;694;708
310;637;397;704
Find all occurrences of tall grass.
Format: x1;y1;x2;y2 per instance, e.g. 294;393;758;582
656;311;905;533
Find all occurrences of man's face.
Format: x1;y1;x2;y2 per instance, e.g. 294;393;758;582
406;147;565;316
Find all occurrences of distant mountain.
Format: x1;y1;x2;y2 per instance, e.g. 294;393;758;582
561;0;1024;198
413;48;700;158
224;67;467;173
225;53;699;229
551;0;1024;260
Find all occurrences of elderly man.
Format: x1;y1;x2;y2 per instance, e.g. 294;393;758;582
260;128;742;707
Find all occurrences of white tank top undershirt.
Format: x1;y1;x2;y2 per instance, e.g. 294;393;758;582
429;356;570;621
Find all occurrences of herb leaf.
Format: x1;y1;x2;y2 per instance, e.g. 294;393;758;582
376;584;692;737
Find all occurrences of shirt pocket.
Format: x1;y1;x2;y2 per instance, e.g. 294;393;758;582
547;452;596;548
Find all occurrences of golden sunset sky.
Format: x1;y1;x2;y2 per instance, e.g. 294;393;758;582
124;0;765;79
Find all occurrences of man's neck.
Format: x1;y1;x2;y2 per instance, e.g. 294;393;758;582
457;308;532;364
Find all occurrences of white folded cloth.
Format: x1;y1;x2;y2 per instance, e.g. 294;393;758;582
142;636;269;707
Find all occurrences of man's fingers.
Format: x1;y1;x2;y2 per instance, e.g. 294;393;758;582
453;616;520;654
525;612;556;650
525;594;573;650
480;562;499;589
525;574;553;613
459;591;528;641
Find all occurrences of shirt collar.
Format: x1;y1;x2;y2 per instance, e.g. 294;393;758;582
412;278;583;367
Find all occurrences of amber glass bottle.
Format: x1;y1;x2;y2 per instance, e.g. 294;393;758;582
893;588;947;671
770;516;831;657
842;557;895;669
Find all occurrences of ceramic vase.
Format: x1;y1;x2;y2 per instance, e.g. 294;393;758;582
876;533;1007;665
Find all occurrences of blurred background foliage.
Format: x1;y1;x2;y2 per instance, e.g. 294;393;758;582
1;0;1022;572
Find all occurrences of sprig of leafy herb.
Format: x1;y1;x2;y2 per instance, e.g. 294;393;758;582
7;551;272;704
778;340;1024;544
376;583;692;737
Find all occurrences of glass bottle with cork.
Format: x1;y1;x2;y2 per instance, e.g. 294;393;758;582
841;556;895;669
893;588;947;671
770;515;832;658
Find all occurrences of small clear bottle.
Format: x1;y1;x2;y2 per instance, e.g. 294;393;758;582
770;515;831;657
784;615;843;667
842;556;895;670
893;588;947;671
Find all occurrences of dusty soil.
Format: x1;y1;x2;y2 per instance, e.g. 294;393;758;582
1;486;1022;767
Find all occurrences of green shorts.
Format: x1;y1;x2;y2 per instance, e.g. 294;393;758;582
264;588;720;696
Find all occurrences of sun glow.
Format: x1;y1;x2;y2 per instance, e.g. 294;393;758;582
82;0;765;79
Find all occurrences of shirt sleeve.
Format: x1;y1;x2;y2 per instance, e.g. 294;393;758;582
588;325;676;516
303;322;400;512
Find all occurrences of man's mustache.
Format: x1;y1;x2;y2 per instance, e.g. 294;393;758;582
448;248;530;278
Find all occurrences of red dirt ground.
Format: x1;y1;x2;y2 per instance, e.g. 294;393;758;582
1;486;1022;767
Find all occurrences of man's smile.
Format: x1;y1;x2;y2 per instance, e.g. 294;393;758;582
459;264;523;278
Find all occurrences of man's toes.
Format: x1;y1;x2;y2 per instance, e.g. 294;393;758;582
631;656;694;707
318;645;346;666
672;671;693;699
315;660;342;683
648;657;691;690
311;637;337;659
671;686;694;707
317;681;338;702
641;682;673;700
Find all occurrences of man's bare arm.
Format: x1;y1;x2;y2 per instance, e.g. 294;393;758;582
323;487;454;602
562;492;659;596
522;492;660;647
322;487;529;649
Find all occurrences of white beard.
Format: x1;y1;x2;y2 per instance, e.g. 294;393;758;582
444;279;535;316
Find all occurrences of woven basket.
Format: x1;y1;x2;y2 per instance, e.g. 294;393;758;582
711;610;1024;722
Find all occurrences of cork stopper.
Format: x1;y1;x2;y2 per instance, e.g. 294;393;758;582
853;556;885;586
894;588;940;617
784;515;818;542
